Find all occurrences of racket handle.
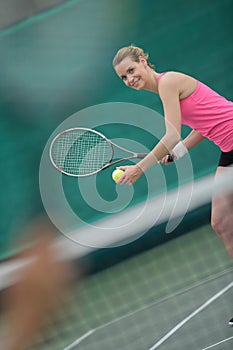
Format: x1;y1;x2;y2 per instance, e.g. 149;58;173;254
137;153;174;162
167;153;174;162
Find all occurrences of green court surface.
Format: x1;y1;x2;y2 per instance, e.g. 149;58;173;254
32;224;233;350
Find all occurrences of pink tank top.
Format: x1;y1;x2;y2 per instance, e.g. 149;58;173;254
158;73;233;152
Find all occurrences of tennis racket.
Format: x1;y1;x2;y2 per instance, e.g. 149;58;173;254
49;127;149;177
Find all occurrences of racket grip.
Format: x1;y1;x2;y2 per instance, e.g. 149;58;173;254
167;153;174;162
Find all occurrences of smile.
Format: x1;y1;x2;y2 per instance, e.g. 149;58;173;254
131;78;140;87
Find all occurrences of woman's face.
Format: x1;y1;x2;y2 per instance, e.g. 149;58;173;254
114;56;148;90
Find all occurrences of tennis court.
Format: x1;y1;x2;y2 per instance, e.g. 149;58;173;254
28;223;233;350
0;1;232;349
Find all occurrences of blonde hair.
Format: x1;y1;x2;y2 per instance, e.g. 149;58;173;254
112;45;155;70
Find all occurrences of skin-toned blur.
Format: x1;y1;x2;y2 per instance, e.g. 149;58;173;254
1;218;75;350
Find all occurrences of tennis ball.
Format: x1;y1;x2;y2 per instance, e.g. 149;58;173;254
112;169;124;182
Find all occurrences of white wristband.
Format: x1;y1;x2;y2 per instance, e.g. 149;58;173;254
171;141;188;159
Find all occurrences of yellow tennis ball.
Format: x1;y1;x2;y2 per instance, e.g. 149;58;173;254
112;169;124;182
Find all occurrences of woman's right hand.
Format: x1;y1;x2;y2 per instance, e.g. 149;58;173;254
160;154;175;164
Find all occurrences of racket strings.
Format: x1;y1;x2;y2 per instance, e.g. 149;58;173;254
51;130;112;175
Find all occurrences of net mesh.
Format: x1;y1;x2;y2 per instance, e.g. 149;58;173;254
50;129;113;176
1;169;233;350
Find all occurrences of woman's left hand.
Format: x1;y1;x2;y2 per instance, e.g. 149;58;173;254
115;165;143;185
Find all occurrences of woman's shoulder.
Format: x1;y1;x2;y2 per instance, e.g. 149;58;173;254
159;71;193;81
158;71;184;90
158;71;198;97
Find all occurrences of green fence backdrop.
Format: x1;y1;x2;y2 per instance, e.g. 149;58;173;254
0;0;232;259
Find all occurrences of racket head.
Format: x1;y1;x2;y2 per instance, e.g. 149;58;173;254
49;128;113;177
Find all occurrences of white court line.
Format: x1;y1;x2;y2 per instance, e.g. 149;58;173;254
201;336;233;350
148;281;233;350
63;330;95;350
62;268;233;350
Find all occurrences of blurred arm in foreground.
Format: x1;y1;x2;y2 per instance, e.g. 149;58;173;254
1;219;75;350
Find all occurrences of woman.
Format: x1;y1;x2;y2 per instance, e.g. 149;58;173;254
112;46;233;272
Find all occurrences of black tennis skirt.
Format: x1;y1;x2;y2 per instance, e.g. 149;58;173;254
218;149;233;167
